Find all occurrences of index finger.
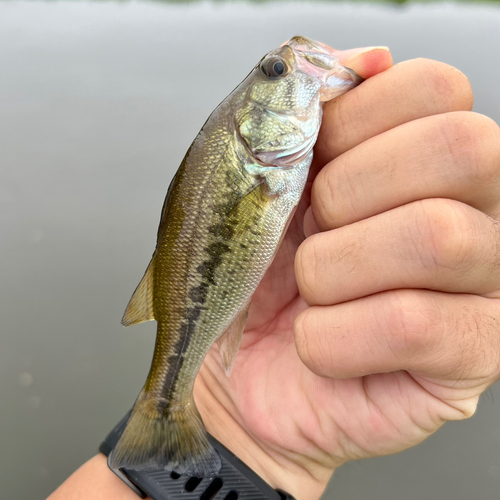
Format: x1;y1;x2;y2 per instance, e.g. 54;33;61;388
314;58;474;168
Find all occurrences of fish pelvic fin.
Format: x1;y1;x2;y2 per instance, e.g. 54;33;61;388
109;389;221;476
216;304;249;377
122;259;155;326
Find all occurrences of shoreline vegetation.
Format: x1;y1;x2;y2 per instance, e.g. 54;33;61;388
137;0;500;5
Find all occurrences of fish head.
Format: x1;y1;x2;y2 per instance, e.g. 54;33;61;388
234;36;362;168
285;35;363;101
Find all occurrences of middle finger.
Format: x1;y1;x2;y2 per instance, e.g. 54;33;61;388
310;111;500;232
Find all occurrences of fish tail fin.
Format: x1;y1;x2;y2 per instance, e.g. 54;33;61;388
109;389;221;476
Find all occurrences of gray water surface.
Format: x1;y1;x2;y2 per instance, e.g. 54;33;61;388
1;2;500;499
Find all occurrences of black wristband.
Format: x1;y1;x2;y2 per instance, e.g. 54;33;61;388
100;411;296;500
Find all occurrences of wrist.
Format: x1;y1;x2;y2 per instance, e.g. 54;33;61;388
195;352;334;500
47;454;140;500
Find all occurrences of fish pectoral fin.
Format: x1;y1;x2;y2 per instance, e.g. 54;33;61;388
216;304;249;377
121;258;155;326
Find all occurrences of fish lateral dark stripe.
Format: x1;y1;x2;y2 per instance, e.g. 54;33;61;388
187;305;204;322
160;303;204;412
207;241;231;256
195;262;215;284
189;282;209;304
166;236;233;404
164;232;234;400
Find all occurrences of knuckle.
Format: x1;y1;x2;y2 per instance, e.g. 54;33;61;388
381;291;442;358
442;112;500;186
464;308;500;379
471;114;500;184
411;199;478;272
442;306;500;385
414;58;473;111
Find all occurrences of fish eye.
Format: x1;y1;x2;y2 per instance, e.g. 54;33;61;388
260;56;288;79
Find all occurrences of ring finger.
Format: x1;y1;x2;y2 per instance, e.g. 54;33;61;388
294;289;500;389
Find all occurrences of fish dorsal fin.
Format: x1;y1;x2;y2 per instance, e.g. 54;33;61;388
122;259;155;326
216;304;249;377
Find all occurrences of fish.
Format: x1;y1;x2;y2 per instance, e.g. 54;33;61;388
109;35;362;476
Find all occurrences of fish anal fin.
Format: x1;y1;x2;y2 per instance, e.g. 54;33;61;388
216;304;249;377
122;259;155;327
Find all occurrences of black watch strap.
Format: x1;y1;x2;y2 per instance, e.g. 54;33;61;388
100;411;296;500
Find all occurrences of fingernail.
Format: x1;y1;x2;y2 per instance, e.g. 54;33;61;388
303;207;320;238
341;46;390;64
349;46;390;57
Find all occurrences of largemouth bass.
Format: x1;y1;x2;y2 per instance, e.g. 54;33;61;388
109;36;362;476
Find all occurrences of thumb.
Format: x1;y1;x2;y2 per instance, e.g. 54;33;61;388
336;46;393;79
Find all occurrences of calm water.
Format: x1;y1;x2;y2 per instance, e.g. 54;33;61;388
1;2;500;499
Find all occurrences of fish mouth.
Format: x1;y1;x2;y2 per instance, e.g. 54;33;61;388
286;35;363;101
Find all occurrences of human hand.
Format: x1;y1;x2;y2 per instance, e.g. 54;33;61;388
195;49;500;500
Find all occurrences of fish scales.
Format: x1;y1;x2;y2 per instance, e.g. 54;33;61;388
110;36;362;476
